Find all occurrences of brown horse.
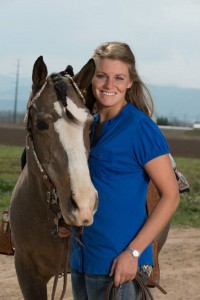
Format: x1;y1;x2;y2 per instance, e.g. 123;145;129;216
10;56;98;300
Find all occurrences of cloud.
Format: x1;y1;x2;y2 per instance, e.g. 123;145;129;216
0;0;200;88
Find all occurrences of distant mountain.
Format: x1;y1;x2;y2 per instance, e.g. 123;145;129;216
0;75;199;123
149;85;200;123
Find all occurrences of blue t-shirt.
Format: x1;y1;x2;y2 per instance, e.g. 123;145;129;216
71;103;169;275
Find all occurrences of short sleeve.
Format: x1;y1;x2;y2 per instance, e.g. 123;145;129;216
132;117;169;166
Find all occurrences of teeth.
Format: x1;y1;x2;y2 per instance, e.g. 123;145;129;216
102;91;116;96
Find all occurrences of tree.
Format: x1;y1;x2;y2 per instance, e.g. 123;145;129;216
156;116;169;126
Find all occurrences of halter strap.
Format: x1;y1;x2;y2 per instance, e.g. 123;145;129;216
28;81;47;109
24;81;47;130
65;74;86;105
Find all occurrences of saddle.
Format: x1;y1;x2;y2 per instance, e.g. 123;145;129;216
0;209;14;255
146;166;190;288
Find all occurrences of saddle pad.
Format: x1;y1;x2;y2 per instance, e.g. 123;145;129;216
0;210;14;255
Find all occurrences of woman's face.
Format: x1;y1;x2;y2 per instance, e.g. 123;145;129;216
92;58;132;110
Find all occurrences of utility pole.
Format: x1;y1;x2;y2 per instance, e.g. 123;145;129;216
13;59;20;124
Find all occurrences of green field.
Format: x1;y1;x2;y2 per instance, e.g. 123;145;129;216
171;157;200;228
0;145;199;227
0;145;22;214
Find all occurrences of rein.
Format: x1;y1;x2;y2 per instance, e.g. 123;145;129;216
106;271;167;300
51;238;70;300
23;73;86;300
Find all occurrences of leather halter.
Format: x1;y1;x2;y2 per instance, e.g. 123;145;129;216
24;74;86;222
24;80;59;215
24;83;60;227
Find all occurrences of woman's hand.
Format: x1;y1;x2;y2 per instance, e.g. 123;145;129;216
109;250;138;287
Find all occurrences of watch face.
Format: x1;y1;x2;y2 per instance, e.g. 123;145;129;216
133;250;140;257
126;247;140;258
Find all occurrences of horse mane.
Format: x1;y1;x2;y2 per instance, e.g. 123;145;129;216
50;73;80;125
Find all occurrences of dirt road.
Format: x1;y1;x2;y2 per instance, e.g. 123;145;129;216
0;227;200;300
1;125;200;158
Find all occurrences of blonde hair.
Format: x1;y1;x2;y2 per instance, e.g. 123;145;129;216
84;41;153;116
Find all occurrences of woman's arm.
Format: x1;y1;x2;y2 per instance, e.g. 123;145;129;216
110;154;180;286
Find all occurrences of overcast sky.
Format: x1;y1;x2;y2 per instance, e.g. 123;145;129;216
0;0;200;89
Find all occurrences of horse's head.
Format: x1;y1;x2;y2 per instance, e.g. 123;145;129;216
26;56;98;227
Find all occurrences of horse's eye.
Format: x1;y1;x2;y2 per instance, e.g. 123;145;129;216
36;120;49;130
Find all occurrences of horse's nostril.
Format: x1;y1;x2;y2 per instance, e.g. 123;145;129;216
82;219;90;225
71;197;79;210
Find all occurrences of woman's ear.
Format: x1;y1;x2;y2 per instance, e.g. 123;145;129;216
127;81;133;89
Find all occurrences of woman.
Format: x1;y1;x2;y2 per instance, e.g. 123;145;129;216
70;42;180;300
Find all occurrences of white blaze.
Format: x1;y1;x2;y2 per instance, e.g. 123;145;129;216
54;99;97;222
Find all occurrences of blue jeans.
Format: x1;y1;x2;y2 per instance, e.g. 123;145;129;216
71;269;141;300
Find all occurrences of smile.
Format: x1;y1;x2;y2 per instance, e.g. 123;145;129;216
101;91;116;96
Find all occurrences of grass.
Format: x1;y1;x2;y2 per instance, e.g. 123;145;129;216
0;145;22;214
171;157;200;228
0;145;200;228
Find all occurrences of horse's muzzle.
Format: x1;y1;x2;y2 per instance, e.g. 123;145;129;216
61;193;98;227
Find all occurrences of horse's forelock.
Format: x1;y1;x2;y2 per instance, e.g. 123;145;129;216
50;73;81;125
50;73;67;106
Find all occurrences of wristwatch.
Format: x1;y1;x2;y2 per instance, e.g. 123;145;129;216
126;247;140;258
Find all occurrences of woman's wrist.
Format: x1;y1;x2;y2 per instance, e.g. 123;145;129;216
126;247;141;258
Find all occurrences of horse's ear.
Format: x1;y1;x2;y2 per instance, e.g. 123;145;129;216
73;59;95;90
32;56;48;87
